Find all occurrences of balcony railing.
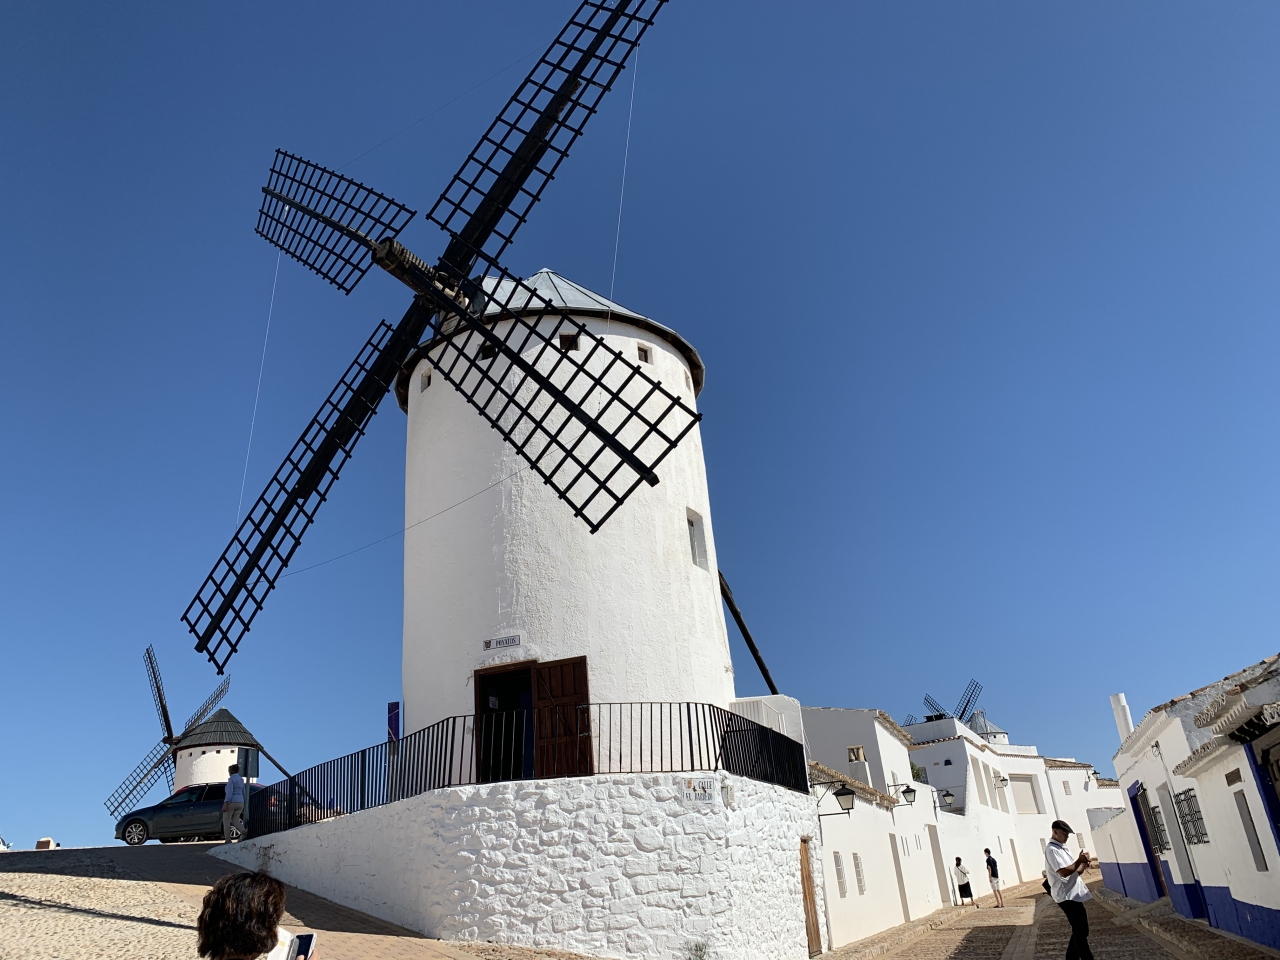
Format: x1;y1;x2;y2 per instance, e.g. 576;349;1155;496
247;702;807;838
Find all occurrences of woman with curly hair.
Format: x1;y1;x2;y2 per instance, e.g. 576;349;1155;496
197;871;312;959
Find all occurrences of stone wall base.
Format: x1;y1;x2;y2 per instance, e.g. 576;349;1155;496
210;771;822;960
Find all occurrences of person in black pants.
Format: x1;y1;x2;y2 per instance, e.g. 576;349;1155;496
1044;820;1094;960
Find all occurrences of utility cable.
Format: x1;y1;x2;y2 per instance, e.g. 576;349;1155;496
236;252;281;524
605;48;640;337
280;466;528;579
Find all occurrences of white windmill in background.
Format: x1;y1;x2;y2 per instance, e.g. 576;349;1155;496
104;646;287;819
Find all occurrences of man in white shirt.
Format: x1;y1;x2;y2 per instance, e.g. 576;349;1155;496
1044;820;1093;960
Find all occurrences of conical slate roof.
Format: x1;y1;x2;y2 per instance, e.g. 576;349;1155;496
967;709;1006;736
480;269;705;395
175;708;261;750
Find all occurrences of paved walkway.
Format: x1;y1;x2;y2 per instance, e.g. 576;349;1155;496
831;873;1280;960
0;844;601;960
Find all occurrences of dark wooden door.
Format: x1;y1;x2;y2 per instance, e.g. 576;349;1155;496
532;656;593;778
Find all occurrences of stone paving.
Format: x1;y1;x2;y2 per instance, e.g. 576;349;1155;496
0;844;603;960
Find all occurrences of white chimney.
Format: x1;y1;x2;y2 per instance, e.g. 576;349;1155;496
1110;693;1134;741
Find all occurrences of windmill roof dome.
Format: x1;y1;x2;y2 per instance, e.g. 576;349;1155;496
481;269;705;396
967;709;1006;735
174;708;262;750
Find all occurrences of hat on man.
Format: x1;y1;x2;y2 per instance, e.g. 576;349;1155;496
1051;820;1074;834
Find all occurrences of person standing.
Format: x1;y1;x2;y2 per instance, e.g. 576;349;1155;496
1045;820;1094;960
954;856;979;907
223;764;246;843
984;847;1004;907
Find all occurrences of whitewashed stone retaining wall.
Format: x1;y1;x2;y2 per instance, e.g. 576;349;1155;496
211;771;822;960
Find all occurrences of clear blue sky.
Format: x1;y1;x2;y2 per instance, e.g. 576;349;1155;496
3;1;1279;849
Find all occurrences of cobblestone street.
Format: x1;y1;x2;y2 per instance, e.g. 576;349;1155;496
0;845;601;960
6;849;1278;960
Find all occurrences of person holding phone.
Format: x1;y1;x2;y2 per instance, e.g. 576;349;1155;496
197;871;316;960
1044;820;1093;960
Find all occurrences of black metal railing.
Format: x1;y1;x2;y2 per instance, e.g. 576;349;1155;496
247;702;807;838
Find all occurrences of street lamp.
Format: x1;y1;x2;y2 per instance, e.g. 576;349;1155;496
818;783;858;817
995;775;1009;789
901;785;917;805
942;790;954;807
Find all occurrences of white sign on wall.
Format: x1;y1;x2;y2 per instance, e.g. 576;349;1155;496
681;777;716;802
483;635;521;651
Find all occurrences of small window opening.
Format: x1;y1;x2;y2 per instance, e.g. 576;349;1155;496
637;344;651;364
684;371;692;390
1062;780;1072;796
419;371;431;392
832;851;848;898
686;509;708;570
479;341;499;361
559;333;580;352
944;758;953;766
852;852;866;894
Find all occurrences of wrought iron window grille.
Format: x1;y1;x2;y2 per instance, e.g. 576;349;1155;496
1136;787;1172;852
1173;787;1210;845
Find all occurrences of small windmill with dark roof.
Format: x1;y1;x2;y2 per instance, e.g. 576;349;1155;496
104;647;288;820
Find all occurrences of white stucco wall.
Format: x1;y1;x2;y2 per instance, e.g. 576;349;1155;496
212;772;820;960
401;315;735;733
175;745;241;792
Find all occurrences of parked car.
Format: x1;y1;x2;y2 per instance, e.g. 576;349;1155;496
115;782;265;845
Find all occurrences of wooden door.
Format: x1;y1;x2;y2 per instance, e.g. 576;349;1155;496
532;656;593;778
799;837;822;956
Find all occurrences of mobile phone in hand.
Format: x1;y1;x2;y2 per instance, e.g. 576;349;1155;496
286;933;316;960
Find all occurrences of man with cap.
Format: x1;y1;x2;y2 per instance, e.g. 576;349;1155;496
1044;820;1093;960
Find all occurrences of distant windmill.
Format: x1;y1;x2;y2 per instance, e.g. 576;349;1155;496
104;646;229;819
917;679;984;724
182;0;697;675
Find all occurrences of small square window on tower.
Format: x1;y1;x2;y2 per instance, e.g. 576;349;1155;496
637;344;652;364
479;341;499;361
419;371;431;392
559;333;580;352
686;509;708;570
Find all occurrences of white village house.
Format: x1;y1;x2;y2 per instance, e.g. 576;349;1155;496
804;707;1123;949
1093;654;1280;950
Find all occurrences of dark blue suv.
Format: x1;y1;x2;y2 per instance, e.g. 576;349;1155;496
115;782;264;845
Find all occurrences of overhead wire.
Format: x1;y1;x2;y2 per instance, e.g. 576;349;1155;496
605;48;640;338
280;466;528;579
235;252;281;524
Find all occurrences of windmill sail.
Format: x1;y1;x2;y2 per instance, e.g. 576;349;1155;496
431;0;666;270
182;675;230;733
184;0;678;673
144;645;175;743
923;695;949;718
953;679;983;723
104;740;173;819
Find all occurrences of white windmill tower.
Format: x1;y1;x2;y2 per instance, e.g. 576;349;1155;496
186;4;819;957
398;270;736;732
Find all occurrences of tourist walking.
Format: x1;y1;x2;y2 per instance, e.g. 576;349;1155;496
953;856;979;907
223;764;246;843
984;847;1004;907
1045;820;1094;960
